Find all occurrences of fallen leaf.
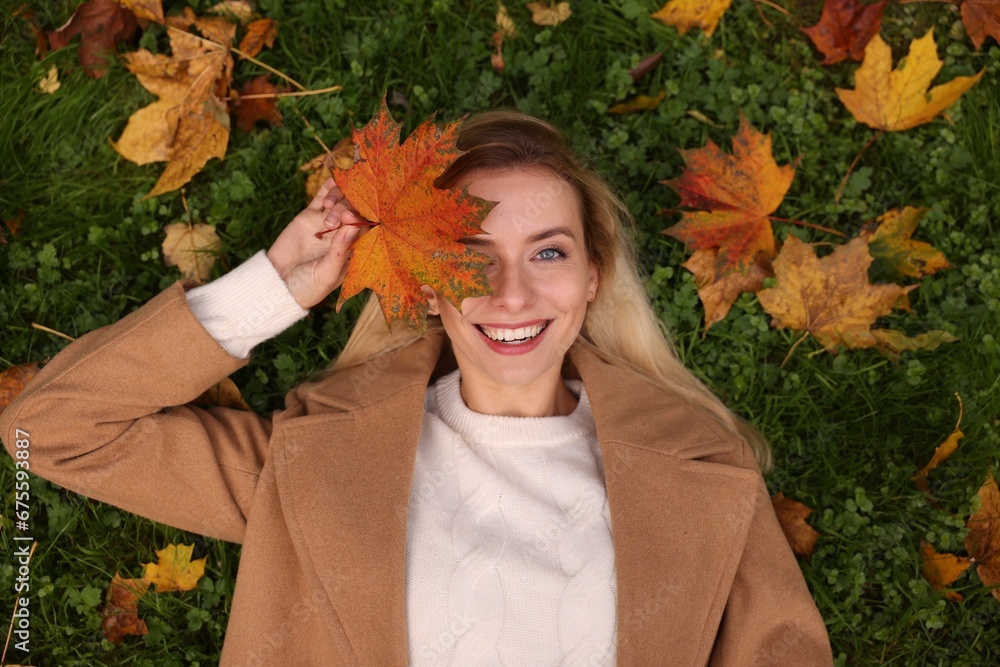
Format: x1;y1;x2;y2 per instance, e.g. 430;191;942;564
801;0;887;65
36;65;60;93
333;101;495;333
0;362;41;414
119;0;164;23
496;1;517;37
142;544;207;593
661;114;797;320
207;0;255;24
232;75;286;132
771;492;820;558
871;328;958;363
3;210;25;236
301;138;354;199
112;8;235;197
913;395;964;492
965;473;1000;601
651;0;732;38
100;573;150;644
162;221;221;283
48;0;141;79
609;90;666;114
862;206;950;281
194;377;252;410
526;1;572;26
238;18;277;59
13;5;49;58
629;52;664;82
684;248;770;329
836;29;985;131
962;0;1000;50
757;236;914;352
920;541;970;602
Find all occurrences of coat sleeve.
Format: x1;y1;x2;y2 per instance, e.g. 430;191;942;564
709;441;834;666
0;279;293;544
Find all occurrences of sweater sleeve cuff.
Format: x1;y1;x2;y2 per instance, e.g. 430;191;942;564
185;250;309;359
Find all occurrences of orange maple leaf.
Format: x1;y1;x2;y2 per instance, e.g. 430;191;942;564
238;18;277;59
756;236;914;353
661;114;797;327
771;492;820;558
333;102;495;333
836;29;984;131
232;75;287;132
965;473;1000;602
913;394;964;493
919;541;970;602
651;0;732;37
0;362;42;415
142;544;207;593
801;0;887;65
101;573;151;644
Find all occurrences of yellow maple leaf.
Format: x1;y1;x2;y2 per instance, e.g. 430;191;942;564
143;544;207;593
526;1;572;26
651;0;732;38
757;236;914;353
684;248;770;329
912;394;964;491
608;90;666;114
162;221;221;283
863;206;951;280
111;8;235;198
836;29;984;131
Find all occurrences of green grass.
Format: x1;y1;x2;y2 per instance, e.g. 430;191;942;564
1;0;998;664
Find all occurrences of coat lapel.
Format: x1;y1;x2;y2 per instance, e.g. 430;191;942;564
273;332;759;665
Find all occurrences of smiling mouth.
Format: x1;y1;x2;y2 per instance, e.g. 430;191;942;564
475;321;550;344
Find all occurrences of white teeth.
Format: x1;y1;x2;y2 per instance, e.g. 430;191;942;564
479;322;547;342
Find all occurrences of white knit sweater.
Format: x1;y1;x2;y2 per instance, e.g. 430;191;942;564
185;251;618;665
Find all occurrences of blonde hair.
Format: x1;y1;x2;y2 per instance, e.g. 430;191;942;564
324;110;771;470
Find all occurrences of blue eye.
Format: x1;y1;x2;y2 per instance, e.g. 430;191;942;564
537;246;567;261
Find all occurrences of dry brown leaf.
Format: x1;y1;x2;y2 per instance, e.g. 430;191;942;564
3;210;25;237
962;0;1000;50
965;473;1000;601
771;492;820;558
301;138;354;200
913;395;964;492
194;377;252;410
526;1;572;26
48;0;141;78
608;90;666;114
36;65;60;94
497;2;517;37
208;0;255;24
684;248;770;329
119;0;164;23
872;328;958;363
651;0;732;37
920;541;970;602
13;4;49;59
142;544;207;592
0;362;41;415
162;221;221;283
112;8;235;197
232;75;286;132
756;236;914;353
100;573;150;644
238;18;277;59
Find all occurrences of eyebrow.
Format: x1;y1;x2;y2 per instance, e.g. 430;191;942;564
459;226;578;247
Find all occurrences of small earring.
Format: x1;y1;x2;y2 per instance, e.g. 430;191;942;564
587;294;595;302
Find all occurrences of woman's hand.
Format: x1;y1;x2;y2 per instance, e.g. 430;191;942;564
266;177;369;309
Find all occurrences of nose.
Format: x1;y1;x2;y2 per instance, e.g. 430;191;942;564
488;260;532;310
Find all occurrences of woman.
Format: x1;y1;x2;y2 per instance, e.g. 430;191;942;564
1;110;832;665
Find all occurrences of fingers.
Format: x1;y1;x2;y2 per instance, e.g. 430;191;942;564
307;177;341;211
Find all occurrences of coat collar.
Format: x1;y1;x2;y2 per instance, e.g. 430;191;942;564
272;330;759;665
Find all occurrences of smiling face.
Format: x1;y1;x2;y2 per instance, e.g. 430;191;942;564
424;168;598;401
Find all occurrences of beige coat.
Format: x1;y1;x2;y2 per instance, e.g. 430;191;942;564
1;280;833;666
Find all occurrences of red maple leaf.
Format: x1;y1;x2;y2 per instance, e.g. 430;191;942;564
802;0;887;65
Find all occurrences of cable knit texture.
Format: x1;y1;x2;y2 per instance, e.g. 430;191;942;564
407;369;617;666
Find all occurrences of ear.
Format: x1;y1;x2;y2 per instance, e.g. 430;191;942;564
587;262;599;302
420;285;440;316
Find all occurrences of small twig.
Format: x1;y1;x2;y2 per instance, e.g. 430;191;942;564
293;108;333;156
314;220;379;239
755;0;791;14
752;0;773;27
768;216;848;238
781;332;810;368
952;392;964;432
231;46;306;91
227;85;343;101
31;322;76;342
836;132;881;204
